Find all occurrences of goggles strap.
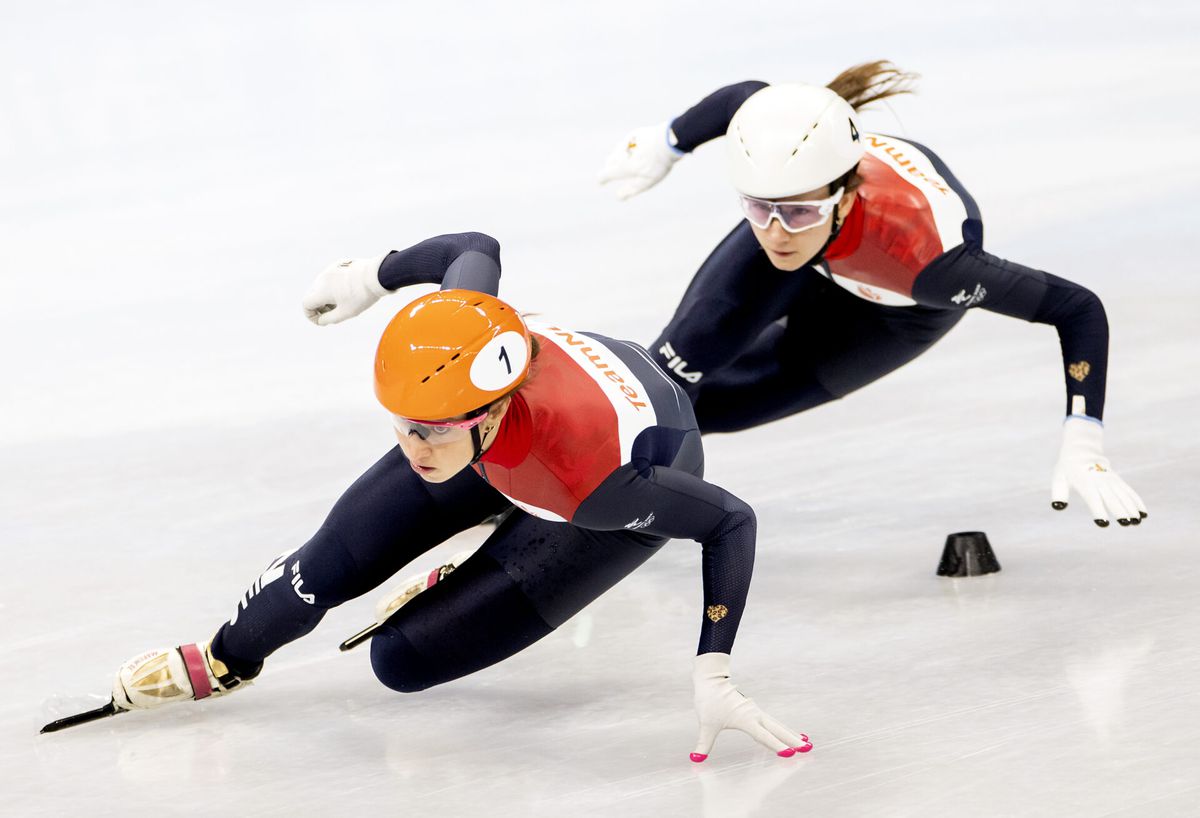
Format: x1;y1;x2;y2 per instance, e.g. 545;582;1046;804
469;415;490;465
469;424;484;464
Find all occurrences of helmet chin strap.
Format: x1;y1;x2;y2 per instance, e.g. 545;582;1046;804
801;177;849;263
792;208;843;270
808;207;844;265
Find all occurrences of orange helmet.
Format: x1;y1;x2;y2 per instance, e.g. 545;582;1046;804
374;289;532;421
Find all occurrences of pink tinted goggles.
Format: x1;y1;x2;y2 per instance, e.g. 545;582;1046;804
738;187;844;233
392;410;488;445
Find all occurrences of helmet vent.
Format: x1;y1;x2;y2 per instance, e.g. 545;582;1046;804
421;376;431;383
450;353;461;361
736;125;751;159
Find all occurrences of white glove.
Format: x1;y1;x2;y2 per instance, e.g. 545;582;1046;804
598;122;684;201
301;253;390;325
691;652;812;763
1051;416;1147;527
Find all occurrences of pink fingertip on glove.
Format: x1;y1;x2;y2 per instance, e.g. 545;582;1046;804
689;752;708;763
794;734;813;753
776;747;796;758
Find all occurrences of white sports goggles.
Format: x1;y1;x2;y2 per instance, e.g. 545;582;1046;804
738;187;844;234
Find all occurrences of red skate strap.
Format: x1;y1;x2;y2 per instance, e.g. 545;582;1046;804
179;644;212;700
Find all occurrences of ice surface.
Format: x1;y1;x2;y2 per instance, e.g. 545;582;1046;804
3;2;1199;816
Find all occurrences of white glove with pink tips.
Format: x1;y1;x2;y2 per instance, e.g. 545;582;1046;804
690;652;812;763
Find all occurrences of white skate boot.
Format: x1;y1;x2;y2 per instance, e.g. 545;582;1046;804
374;550;474;622
112;641;256;711
340;550;474;651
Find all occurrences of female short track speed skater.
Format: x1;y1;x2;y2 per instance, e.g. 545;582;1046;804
51;234;810;763
598;61;1146;528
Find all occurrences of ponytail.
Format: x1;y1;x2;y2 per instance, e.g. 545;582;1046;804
824;61;918;195
826;61;918;111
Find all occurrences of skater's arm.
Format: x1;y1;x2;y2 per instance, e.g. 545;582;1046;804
913;246;1144;526
913;244;1110;420
302;232;502;325
573;464;756;655
670;81;770;153
572;463;815;762
598;81;767;201
379;232;502;295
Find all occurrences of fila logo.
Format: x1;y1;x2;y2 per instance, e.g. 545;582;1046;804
291;561;315;605
950;283;987;307
624;512;656;530
658;341;703;383
230;551;290;625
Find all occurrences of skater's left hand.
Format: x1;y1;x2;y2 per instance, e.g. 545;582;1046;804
690;652;812;762
1051;416;1147;527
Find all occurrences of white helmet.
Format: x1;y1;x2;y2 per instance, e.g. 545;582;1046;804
725;83;864;198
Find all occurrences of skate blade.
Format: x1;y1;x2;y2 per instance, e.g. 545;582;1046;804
40;698;125;734
339;621;384;652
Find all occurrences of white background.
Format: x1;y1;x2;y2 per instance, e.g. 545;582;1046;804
3;2;1198;815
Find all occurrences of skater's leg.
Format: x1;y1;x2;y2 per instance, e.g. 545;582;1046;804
371;511;665;691
693;277;964;433
212;446;510;676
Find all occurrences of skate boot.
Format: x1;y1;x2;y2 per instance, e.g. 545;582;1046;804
340;550;474;651
374;549;474;623
112;641;259;711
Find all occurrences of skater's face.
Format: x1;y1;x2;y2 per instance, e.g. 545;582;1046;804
395;398;511;483
747;184;857;272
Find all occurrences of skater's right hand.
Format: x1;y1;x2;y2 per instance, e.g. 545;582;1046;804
598;122;684;201
302;254;390;325
690;652;812;762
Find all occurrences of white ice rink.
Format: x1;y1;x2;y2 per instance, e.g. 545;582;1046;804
3;2;1199;815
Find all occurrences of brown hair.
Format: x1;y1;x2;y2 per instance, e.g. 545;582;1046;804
826;61;919;193
826;60;918;111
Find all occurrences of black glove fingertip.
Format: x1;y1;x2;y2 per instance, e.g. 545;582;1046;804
1051;501;1068;511
1094;519;1109;528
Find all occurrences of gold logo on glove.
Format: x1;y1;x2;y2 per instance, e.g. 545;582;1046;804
1089;463;1108;473
706;605;728;623
1068;361;1091;382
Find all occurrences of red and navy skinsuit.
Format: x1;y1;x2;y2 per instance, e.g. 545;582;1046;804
211;236;756;692
653;81;1110;432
